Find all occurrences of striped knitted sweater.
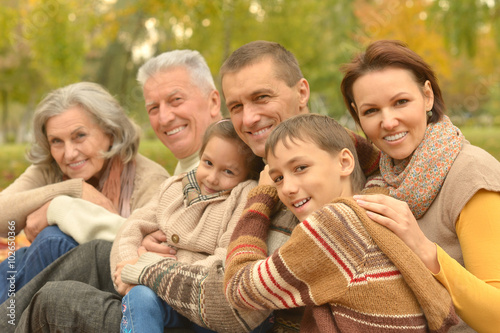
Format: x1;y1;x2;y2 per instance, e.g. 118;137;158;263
113;175;271;333
224;185;459;332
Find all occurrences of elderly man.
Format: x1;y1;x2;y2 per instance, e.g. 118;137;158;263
2;42;379;333
0;49;221;333
115;41;379;333
139;50;221;174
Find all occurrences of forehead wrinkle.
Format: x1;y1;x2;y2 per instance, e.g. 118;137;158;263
47;123;86;137
145;88;183;107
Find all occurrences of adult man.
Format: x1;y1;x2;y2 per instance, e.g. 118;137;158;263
125;41;379;332
221;42;309;157
220;41;380;331
139;49;222;174
2;42;379;333
220;41;379;176
0;49;222;333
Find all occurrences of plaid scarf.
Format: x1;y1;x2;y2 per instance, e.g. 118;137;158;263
182;168;227;206
380;115;464;219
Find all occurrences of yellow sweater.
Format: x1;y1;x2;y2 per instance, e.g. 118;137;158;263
434;189;500;333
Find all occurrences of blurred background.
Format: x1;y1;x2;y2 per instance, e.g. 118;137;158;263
1;0;500;181
1;0;500;256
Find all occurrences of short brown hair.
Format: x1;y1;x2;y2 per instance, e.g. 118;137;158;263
265;114;366;193
220;40;303;88
341;40;444;127
200;119;264;181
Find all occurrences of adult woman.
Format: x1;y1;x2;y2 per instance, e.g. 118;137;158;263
341;40;500;332
0;82;169;301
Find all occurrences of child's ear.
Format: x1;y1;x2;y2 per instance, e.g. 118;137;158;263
338;148;355;176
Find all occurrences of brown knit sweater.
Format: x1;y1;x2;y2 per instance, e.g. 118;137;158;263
224;185;459;332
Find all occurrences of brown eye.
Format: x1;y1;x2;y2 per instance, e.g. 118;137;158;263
273;175;283;184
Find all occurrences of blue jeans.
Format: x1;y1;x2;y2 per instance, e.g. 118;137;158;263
0;225;78;303
121;285;274;333
121;285;213;333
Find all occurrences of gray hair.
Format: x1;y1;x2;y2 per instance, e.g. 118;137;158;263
27;82;140;175
137;50;216;95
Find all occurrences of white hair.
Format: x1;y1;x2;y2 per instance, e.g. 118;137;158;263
137;50;215;95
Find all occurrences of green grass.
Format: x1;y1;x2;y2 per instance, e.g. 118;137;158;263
460;126;500;160
1;126;500;191
0;144;30;191
137;140;177;175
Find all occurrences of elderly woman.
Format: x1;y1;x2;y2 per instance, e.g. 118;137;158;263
341;40;500;332
0;82;168;302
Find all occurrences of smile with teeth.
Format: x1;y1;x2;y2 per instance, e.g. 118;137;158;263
384;131;407;142
68;160;86;168
250;126;271;136
166;125;186;136
293;198;310;208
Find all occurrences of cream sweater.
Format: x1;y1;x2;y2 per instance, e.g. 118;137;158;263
0;154;168;239
110;175;257;279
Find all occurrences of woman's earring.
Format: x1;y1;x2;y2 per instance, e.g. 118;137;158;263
426;110;433;118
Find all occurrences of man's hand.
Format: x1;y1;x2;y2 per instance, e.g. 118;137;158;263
113;258;138;296
24;201;51;242
114;248;177;296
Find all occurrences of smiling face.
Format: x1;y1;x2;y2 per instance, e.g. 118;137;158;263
195;136;250;195
46;106;112;181
352;67;434;161
143;67;221;159
222;57;310;157
267;138;354;222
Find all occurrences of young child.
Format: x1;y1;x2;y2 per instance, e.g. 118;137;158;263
224;114;458;332
110;120;265;333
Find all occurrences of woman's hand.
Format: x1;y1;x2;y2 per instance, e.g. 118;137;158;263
25;201;51;242
353;193;440;274
258;165;274;187
81;182;118;214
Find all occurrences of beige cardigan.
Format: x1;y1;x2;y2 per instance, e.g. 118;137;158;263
0;154;168;237
110;174;256;282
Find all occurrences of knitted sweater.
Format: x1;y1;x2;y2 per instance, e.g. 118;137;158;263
415;142;500;332
110;175;270;332
0;154;168;237
224;185;459;332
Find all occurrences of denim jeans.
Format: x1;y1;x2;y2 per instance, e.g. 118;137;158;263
0;239;275;333
121;285;275;333
0;226;78;303
121;285;215;333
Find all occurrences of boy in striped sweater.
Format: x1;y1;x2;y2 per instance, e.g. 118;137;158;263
224;114;458;332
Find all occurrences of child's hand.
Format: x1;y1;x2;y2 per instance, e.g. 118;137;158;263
141;230;177;255
137;245;177;260
258;165;274;187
